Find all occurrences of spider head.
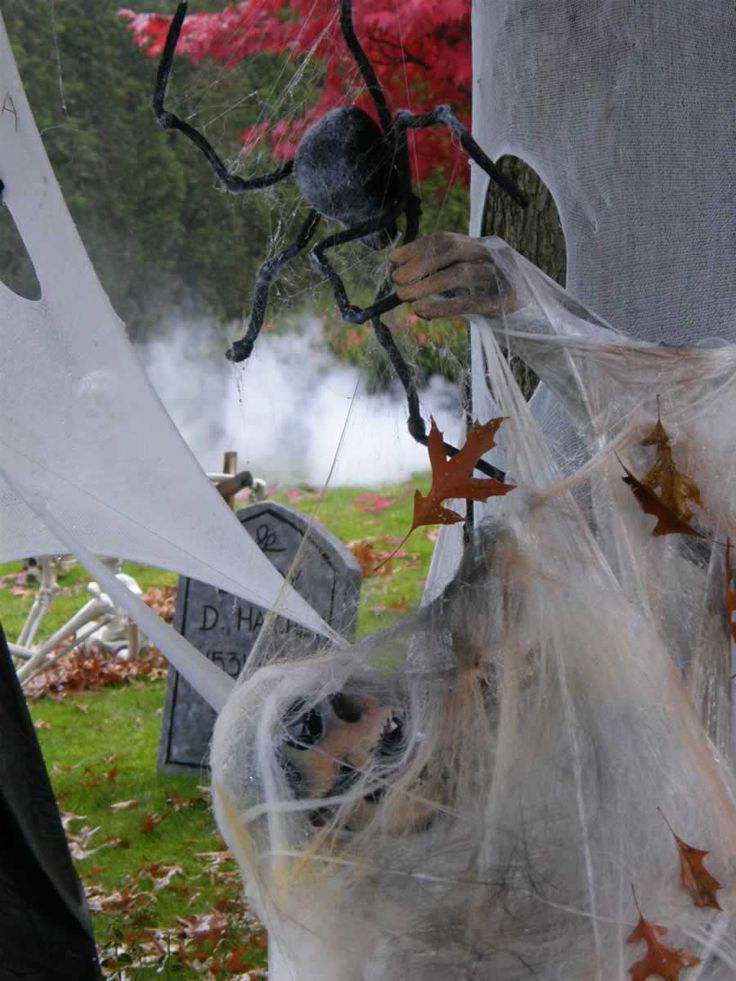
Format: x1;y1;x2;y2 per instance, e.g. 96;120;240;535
294;106;404;247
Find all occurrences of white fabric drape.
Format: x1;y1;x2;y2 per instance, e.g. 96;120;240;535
0;15;343;706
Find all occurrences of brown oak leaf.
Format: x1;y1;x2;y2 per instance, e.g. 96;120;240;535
369;418;514;575
140;810;170;834
659;809;722;910
621;463;705;539
725;539;736;644
628;893;700;980
411;417;514;532
640;409;702;523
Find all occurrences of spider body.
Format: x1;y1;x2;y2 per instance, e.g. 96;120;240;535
153;0;523;474
293;106;402;248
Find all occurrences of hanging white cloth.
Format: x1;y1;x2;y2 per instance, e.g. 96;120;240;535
0;14;343;705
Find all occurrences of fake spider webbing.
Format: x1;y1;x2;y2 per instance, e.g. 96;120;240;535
211;241;736;979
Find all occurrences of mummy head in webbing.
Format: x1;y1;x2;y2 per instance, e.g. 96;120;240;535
214;554;736;978
211;486;736;979
211;523;506;840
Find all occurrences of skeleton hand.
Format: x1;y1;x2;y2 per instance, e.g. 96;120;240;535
390;231;513;320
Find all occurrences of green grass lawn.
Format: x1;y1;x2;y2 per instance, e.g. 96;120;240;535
1;475;432;977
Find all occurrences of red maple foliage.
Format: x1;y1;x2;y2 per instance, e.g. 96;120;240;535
119;0;473;183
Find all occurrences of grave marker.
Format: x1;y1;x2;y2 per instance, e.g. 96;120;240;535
157;502;361;773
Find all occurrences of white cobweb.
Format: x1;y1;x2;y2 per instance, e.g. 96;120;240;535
212;240;736;979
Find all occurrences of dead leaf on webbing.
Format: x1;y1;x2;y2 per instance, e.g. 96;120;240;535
627;888;700;980
640;404;702;523
620;463;705;539
659;808;722;911
410;417;514;532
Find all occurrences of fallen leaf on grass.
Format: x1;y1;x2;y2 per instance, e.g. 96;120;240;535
60;810;86;831
109;798;139;812
349;538;408;577
139;862;183;891
176;910;228;945
26;646;167;699
86;882;153;914
213;893;245;914
33;718;50;730
142;585;176;622
67;824;103;861
224;945;263;972
194;850;233;864
353;492;394;512
82;757;119;787
141;810;171;834
166;787;200;811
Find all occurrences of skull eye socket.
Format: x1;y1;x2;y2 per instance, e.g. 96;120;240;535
329;692;364;723
283;701;324;749
376;714;404;758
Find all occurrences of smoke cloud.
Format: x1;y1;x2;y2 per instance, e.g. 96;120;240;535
137;317;463;487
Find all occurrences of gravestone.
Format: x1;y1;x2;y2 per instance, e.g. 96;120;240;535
158;502;361;773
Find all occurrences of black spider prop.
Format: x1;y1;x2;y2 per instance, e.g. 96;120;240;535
153;0;525;475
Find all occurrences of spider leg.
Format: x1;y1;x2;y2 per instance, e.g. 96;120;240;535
154;2;293;194
393;106;528;208
227;210;321;363
371;311;505;481
308;216;406;324
371;313;424;442
312;205;505;477
338;0;392;132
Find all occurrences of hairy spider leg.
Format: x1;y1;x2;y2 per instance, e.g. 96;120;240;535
153;2;294;194
393;107;528;209
227;210;321;363
371;314;504;481
308;214;407;324
310;185;506;478
338;0;392;133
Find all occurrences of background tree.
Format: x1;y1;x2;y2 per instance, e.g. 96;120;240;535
120;0;476;183
1;0;295;337
1;0;562;386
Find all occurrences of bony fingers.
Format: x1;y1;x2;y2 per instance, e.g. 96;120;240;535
413;290;513;320
395;262;497;301
392;247;492;286
389;231;458;264
390;232;489;274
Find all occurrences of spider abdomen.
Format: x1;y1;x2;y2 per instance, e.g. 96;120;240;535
294;106;404;234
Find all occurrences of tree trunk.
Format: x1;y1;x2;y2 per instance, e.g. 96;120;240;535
481;156;566;396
